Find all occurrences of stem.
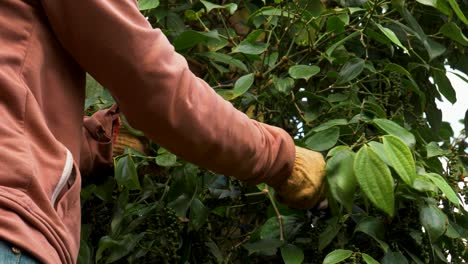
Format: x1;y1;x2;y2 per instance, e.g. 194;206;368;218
265;185;284;242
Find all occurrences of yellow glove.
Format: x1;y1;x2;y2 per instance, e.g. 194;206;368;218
113;125;147;157
273;146;326;209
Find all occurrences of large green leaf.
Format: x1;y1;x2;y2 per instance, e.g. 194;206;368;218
115;156;141;190
272;75;295;94
95;233;145;263
260;215;303;241
189;198;209;231
440;22;468;46
199;52;248;72
426;142;451;158
288;65;320;81
398;8;446;60
424;173;460;206
319;217;341;250
362;253;380;264
382;251;408;264
323;249;353;264
281;244;304;264
432;69;456;104
311;119;348;132
217;73;255;100
354;146;395;216
337;58;365;84
383;135;416;186
415;0;451;15
355;217;390;252
420;204;448;241
200;0;238;14
376;24;409;54
243;239;283;255
305;127;340;151
326;149;357;211
368;141;391;166
174;30;220;50
232;30;269;55
156;152;177;167
325;31;360;58
373;119;416;147
446;0;468;25
138;0;160;10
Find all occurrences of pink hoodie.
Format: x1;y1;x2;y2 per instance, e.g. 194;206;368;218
0;0;295;262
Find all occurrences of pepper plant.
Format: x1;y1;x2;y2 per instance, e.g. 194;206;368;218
80;0;468;263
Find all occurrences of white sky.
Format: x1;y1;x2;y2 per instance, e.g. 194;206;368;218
436;69;467;136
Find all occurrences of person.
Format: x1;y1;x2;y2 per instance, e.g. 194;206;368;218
0;0;326;263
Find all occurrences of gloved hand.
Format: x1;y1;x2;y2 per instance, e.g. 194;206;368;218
112;125;147;156
270;146;326;209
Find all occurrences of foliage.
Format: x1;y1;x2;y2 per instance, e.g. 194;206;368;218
80;0;468;263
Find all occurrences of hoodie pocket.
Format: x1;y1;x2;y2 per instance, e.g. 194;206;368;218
51;148;75;209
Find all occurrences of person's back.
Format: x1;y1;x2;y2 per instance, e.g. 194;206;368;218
0;1;325;263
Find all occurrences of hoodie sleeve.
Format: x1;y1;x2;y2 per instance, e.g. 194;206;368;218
80;105;120;177
40;0;295;185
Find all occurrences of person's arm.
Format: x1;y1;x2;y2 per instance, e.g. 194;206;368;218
41;0;294;186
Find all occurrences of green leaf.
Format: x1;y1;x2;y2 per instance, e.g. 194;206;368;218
289;65;320;81
327;145;350;157
397;8;446;60
424;173;460;206
420;204;448;241
415;0;451;15
174;30;220;50
114;156;141;190
337;58;365;84
368;141;391;166
319;217;341;250
243;239;283;255
426;142;451;158
261;215;303;241
382;251;408;264
363;100;387;119
138;0;160;10
325;31;360;58
311;119;348;132
305;127;340;151
433;70;456;104
446;0;468;25
383;135;416;186
326;149;357;211
354;146;395;216
253;7;295;18
355;217;390;252
413;175;438;193
362;253;380;264
199;52;248;72
376;24;408;54
233;73;255;97
281;244;304;264
440;22;468;46
272;76;295;94
156;152;177;167
323;249;353;264
96;234;145;263
200;0;238;14
220;73;255;100
373;119;416;147
189;198;209;231
233;30;269;55
383;63;412;79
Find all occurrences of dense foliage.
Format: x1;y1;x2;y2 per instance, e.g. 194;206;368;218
80;0;468;263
